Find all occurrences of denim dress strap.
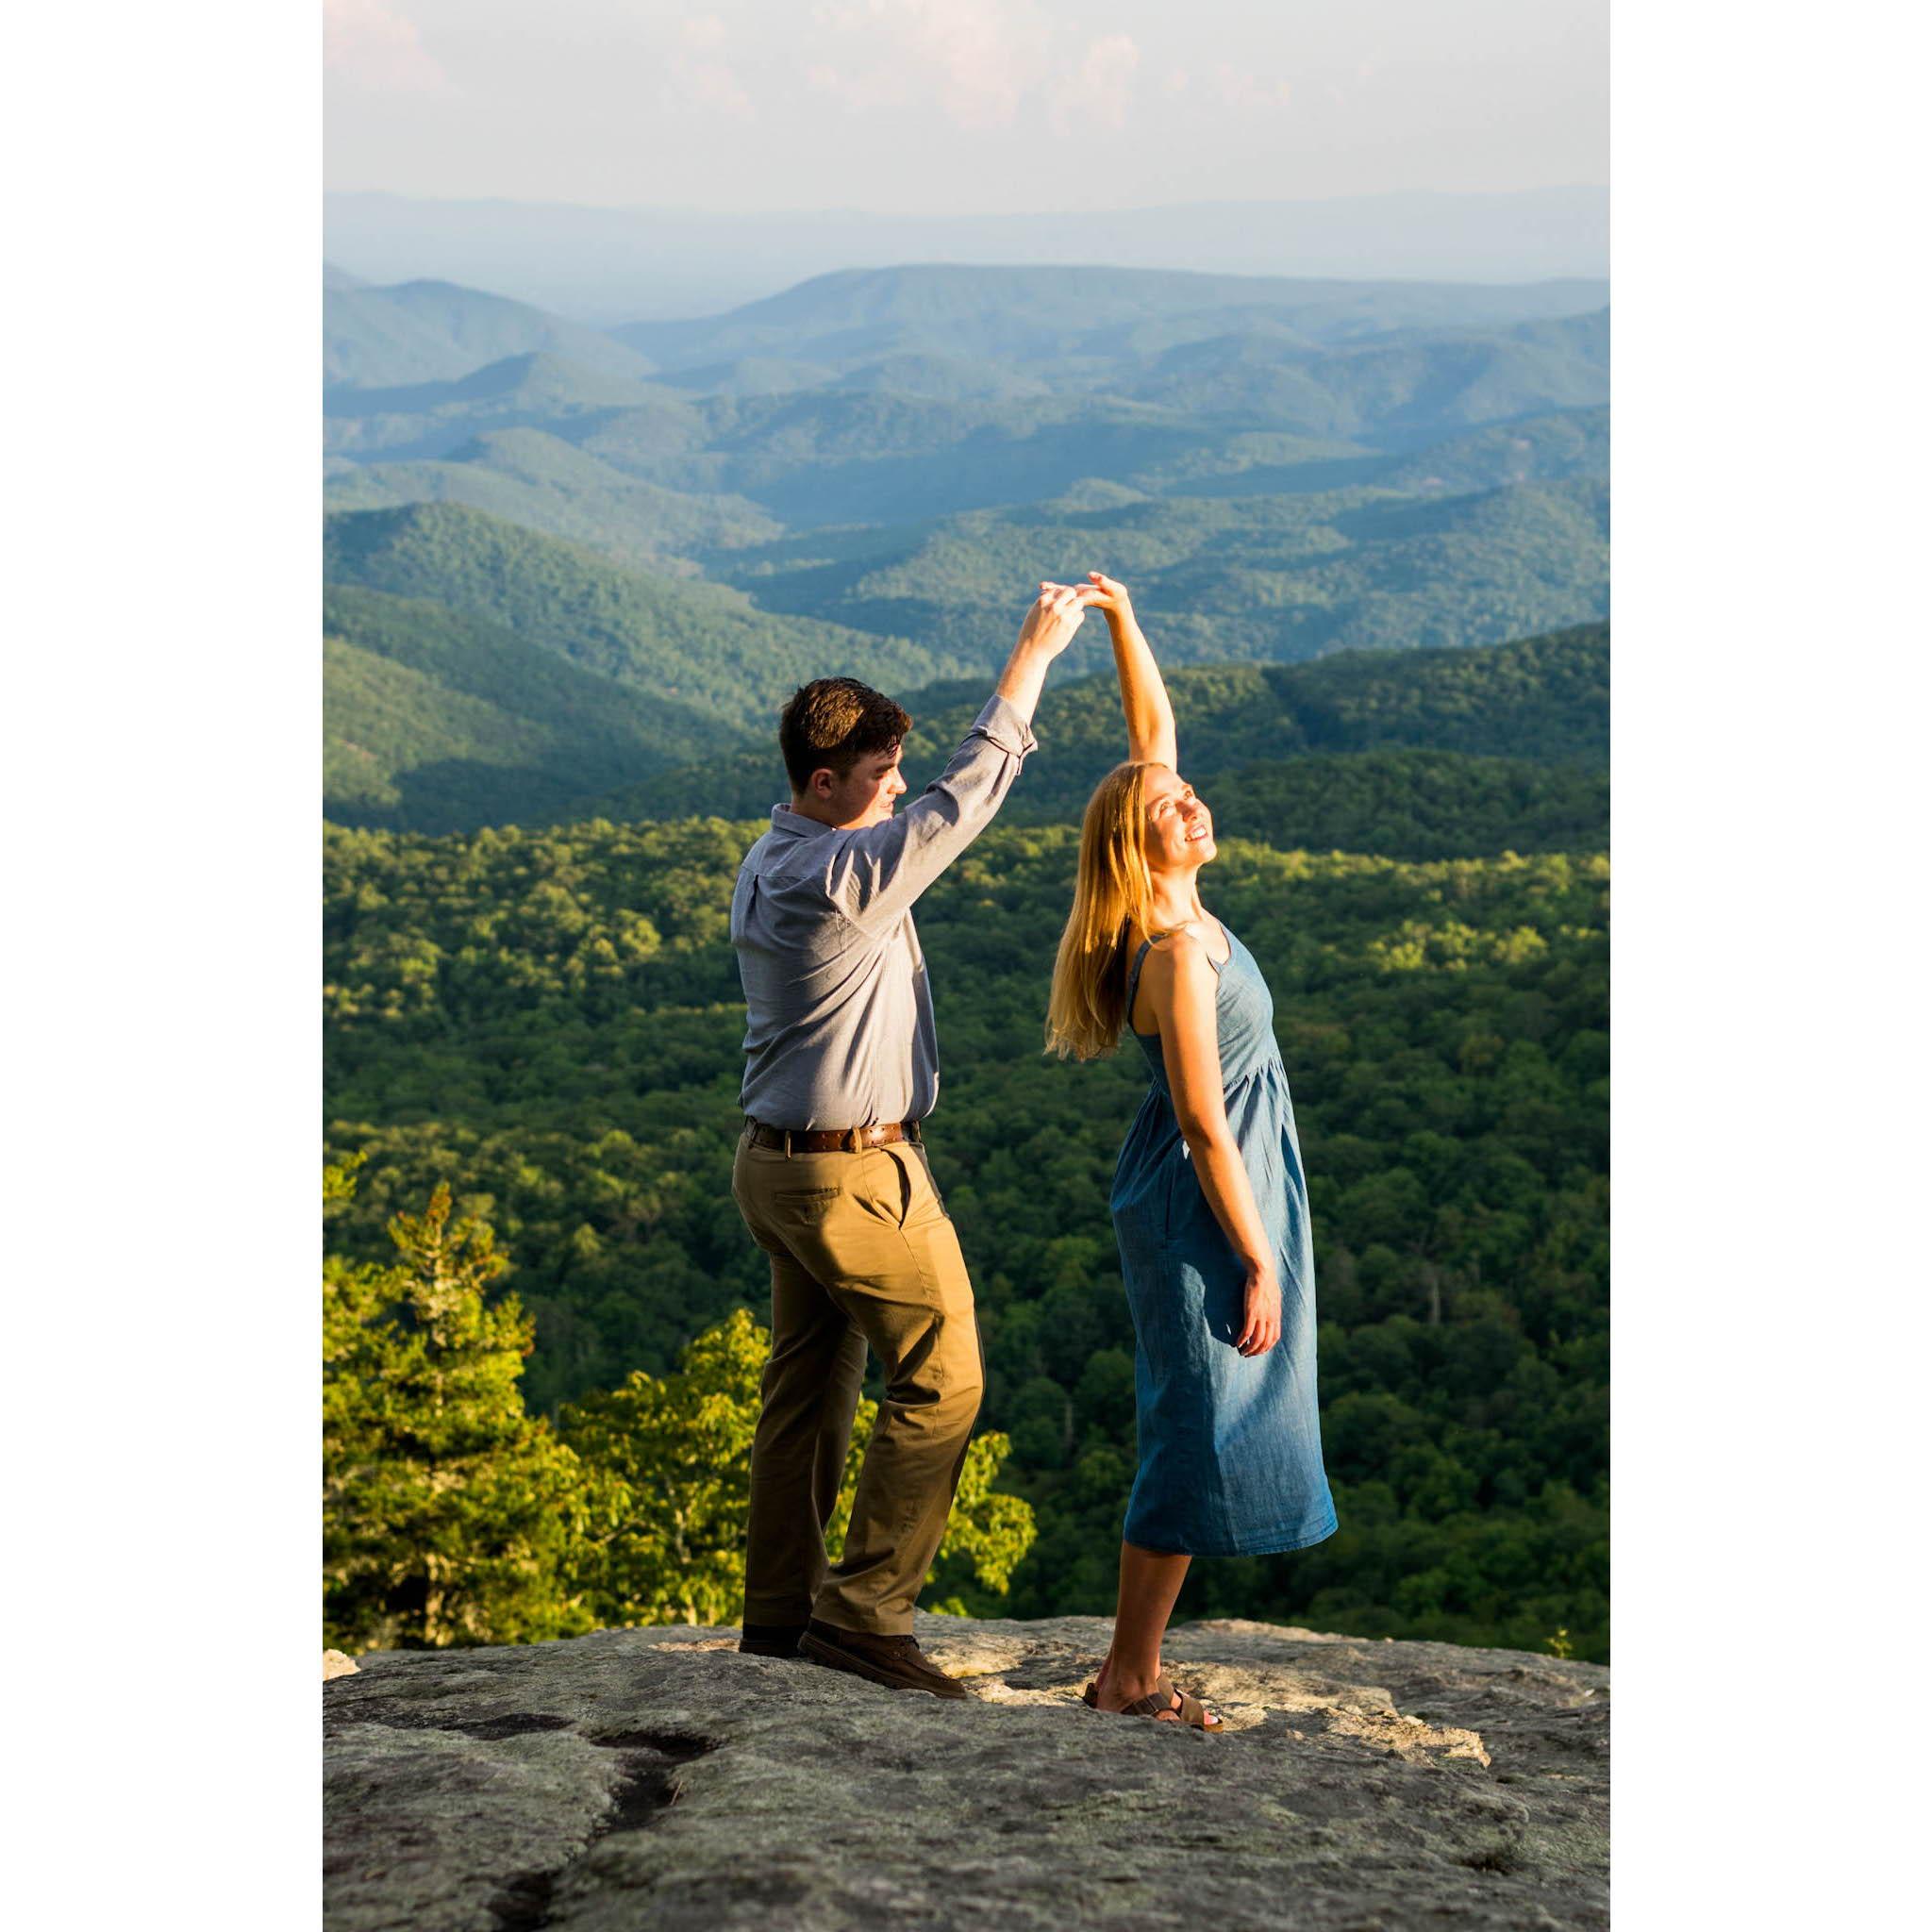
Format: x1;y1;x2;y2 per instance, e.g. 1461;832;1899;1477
1124;922;1227;1034
1124;937;1156;1024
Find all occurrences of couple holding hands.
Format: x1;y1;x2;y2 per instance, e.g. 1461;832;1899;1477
728;575;1336;1729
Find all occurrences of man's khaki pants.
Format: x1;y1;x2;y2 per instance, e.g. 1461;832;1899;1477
731;1128;984;1636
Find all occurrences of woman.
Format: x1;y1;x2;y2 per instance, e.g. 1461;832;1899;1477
1045;572;1337;1730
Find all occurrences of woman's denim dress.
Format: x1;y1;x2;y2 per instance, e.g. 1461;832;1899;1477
1110;924;1339;1556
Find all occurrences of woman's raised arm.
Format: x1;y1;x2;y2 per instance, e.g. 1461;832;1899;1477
1077;572;1176;769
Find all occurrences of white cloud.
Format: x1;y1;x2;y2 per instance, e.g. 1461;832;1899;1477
803;52;891;111
809;0;1052;132
1064;34;1140;134
1081;34;1140;91
668;58;757;120
1213;62;1292;112
645;10;753;118
324;0;449;95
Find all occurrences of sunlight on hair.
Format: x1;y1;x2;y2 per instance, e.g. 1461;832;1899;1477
1045;761;1167;1060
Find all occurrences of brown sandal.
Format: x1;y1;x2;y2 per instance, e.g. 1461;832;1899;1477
1157;1674;1221;1729
1081;1674;1223;1730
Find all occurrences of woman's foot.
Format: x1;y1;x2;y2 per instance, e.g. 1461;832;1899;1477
1085;1657;1222;1728
1096;1670;1179;1719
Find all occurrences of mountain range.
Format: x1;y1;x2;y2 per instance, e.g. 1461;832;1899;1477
325;268;1607;564
324;187;1611;322
323;259;1608;836
322;496;1607;843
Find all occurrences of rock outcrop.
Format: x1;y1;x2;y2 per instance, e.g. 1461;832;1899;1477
324;1613;1608;1931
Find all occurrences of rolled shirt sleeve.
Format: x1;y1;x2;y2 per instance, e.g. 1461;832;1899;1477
821;695;1039;933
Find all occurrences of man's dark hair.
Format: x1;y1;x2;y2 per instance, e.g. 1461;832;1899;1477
778;677;912;793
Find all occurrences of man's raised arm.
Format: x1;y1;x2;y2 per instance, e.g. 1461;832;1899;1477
828;583;1096;930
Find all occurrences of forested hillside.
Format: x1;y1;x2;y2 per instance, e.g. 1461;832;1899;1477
323;585;739;831
590;624;1609;832
324;503;974;727
325;277;657;388
712;477;1607;664
325;811;1609;1661
324;489;1607;840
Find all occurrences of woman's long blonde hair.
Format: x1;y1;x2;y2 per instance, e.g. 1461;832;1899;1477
1045;761;1165;1060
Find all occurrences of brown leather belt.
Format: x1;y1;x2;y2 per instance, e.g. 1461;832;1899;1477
744;1117;923;1155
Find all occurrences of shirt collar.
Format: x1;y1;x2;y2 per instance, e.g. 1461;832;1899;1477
768;805;842;840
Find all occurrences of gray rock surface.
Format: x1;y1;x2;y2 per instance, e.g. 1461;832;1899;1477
324;1613;1607;1932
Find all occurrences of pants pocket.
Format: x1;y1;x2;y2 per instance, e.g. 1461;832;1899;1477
863;1146;914;1228
771;1185;842;1226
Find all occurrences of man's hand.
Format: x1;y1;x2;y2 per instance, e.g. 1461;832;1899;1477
1015;580;1097;659
995;581;1102;721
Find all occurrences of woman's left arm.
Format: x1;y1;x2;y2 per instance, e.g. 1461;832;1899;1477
1074;573;1176;769
1145;936;1282;1357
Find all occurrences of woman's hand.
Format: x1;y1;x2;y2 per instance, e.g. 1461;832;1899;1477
1080;570;1134;622
1235;1258;1282;1357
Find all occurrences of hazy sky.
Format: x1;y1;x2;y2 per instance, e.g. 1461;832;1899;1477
325;0;1607;214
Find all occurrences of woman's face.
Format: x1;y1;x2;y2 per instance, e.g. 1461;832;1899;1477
1141;766;1216;874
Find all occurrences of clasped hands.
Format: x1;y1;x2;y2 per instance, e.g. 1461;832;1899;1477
1015;571;1135;656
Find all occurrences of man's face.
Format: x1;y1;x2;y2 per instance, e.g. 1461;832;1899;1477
816;744;907;828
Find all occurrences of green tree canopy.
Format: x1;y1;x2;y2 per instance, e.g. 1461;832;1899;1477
558;1307;1037;1627
323;1171;592;1651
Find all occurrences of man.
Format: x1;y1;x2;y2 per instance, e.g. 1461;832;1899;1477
729;582;1093;1698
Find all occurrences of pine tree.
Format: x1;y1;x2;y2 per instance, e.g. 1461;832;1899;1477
324;1172;591;1651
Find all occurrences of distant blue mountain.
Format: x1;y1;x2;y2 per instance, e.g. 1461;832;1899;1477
324;187;1610;322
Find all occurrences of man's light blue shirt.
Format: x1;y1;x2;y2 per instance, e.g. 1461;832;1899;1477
729;695;1038;1129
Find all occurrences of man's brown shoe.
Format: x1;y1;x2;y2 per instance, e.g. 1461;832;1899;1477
799;1618;969;1699
739;1622;808;1658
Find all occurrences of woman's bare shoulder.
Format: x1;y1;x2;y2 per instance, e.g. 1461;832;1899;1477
1136;924;1213;995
